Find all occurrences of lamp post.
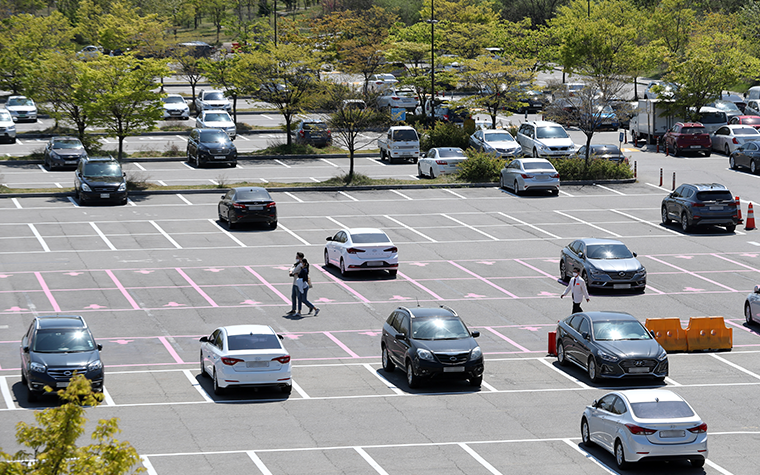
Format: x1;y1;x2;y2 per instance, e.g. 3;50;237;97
427;0;438;124
274;0;278;47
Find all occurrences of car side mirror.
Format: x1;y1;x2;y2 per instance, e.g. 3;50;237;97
578;252;584;259
650;330;656;338
23;346;29;353
755;285;760;294
395;333;406;340
633;252;637;257
581;331;590;340
471;331;480;338
592;399;599;408
277;334;284;340
97;344;103;351
199;336;209;342
123;172;126;177
326;236;333;241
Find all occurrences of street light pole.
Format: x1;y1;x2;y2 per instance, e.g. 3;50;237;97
274;0;278;47
427;0;438;124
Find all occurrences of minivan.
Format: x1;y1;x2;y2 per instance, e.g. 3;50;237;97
696;107;728;134
74;156;128;205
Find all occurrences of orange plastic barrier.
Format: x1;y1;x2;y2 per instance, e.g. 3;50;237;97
548;331;557;356
685;317;732;351
645;318;688;352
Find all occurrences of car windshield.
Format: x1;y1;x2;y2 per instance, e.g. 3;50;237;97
83;162;122;177
695;190;733;201
227;333;280;351
351;233;390;244
412;317;470;340
485;132;514;142
436;149;465;158
523;162;554;171
699;112;725;124
680;127;705;134
302;123;327;130
205;92;225;101
592;320;651;341
536;126;568;139
32;329;96;353
630;401;694;419
8;97;33;106
200;131;231;143
733;127;759;135
712;101;740;111
591;146;621;155
586;244;633;259
53;139;83;149
164;96;185;104
204;113;230;122
393;130;418;141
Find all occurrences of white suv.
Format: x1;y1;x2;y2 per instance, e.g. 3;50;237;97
516;121;575;158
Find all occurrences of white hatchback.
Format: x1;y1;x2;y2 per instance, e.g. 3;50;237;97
324;228;399;277
200;325;292;395
0;109;16;143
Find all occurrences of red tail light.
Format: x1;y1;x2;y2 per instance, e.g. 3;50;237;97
521;174;534;179
298;130;305;137
346;248;365;254
272;355;291;364
384;247;398;253
326;130;331;136
551;173;560;178
265;201;276;209
688;423;708;434
733;138;739;144
391;96;400;100
232;203;247;210
625;424;656;435
436;160;448;165
443;114;449;121
221;357;244;366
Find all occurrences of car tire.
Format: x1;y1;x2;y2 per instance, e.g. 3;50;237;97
381;345;395;372
559;260;568;282
380;150;386;161
213;370;225;395
27;387;41;402
690;458;705;468
324;250;330;268
200;352;208;377
681;213;690;232
218;209;225;223
269;220;278;230
614;440;629;469
340;258;347;276
406;361;420;388
752;159;758;174
661;206;671;225
726;224;736;233
21;371;27;385
513;180;521;195
227;213;236;229
587;357;599;383
724;144;731;156
730;156;736;170
282;384;292;394
557;341;568;366
430;167;437;179
388;269;397;278
469;375;482;387
499;174;505;189
418;163;425;178
746;302;753;325
581;417;594;446
705;151;711;157
672;144;680;156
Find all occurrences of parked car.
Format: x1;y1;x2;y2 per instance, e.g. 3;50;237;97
5;95;37;122
217;187;277;229
74;156;128;205
377;88;419;111
729;141;760;173
720;92;747;113
705;99;743;121
663;122;711;157
559;238;646;291
194;89;232;115
697;107;728;134
368;73;398;92
43;137;87;170
0;109;16;143
161;94;190;120
500;158;560;195
418;147;467;178
187;128;237;168
661;183;738;232
468;129;522;158
199;324;292;395
76;45;104;60
516;89;545;113
20;315;104;402
380;305;484;388
324;228;398;277
745;99;760;117
294;120;332;147
746;285;760;325
195;110;236;140
711;124;760;155
515;121;575;158
575;144;627;163
644;80;678;100
341;99;366;111
581;389;707;469
555;311;669;383
728;115;760;129
378;126;420;163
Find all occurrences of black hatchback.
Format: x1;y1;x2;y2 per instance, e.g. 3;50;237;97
218;187;277;229
661;183;738;232
187;128;237;168
380;306;483;388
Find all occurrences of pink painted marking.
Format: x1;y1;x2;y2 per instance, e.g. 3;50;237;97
544;259;560;264
448;261;519;298
521;327;541;332
465;293;486;298
0;274;10;278
683;287;704;292
240;300;260;305
136;270;154;274
84;304;106;309
538;291;556;296
740;254;758;258
34;272;60;312
281;334;302;340
514;259;557;279
6;306;26;312
314;297;334;303
314;265;370;303
158;336;185;364
675;255;694;259
164;302;184;307
245;266;290;304
391;295;411;300
176;268;218;307
323;331;360;358
113;340;134;344
397;271;444;300
725;319;756;333
646;256;738;292
204;268;224;272
712;254;760;273
64;272;83;276
483;327;531;352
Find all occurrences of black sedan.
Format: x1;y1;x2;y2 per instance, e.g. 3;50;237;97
556;311;668;383
43;136;87;170
559;238;646;291
218;187;277;229
381;306;483;388
729;141;760;174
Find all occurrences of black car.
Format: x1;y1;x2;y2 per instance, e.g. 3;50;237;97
294;120;332;147
661;183;738;232
559;238;646;291
187;128;237;168
74;156;128;205
20;315;104;402
575;144;627;164
218;186;277;229
380;306;483;388
556;311;668;383
43;136;88;170
729;141;760;174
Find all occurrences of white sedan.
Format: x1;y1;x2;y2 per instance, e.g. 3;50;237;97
711;124;760;155
200;325;292;395
745;284;760;325
500;158;559;195
418;147;467;178
581;389;707;470
324;228;398;277
196;111;236;140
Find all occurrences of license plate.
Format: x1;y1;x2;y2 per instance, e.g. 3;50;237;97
628;367;650;373
214;156;226;160
57;381;69;388
443;366;465;373
690;145;702;148
709;206;723;210
65;161;78;165
660;430;685;438
247;205;263;210
100;193;110;199
613;284;631;289
246;361;269;368
367;261;384;267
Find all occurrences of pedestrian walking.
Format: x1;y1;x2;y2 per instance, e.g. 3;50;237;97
560;267;589;314
296;258;319;316
286;252;304;315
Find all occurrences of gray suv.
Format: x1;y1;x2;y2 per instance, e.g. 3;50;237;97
661;183;738;233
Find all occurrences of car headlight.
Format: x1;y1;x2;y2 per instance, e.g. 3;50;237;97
88;360;103;371
8;125;15;131
470;346;482;360
598;350;619;362
589;267;604;278
636;268;647;277
536;142;549;151
417;348;435;361
50;151;59;159
117;182;126;192
657;350;668;361
81;183;92;192
30;362;47;373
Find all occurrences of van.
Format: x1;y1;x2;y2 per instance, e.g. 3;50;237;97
747;86;760;100
74;156;128;205
697;107;728;134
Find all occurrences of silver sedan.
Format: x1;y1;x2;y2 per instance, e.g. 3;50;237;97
745;285;760;324
468;129;522;158
711;124;760;155
499;158;559;195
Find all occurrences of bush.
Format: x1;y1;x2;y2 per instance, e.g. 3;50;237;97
420;122;470;151
456;149;505;182
549;157;634;181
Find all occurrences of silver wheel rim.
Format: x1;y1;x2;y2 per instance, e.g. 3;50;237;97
753;161;757;173
407;364;414;385
558;343;564;362
382;348;389;368
662;207;668;222
747;305;752;324
616;444;624;466
560;261;566;280
340;260;345;274
682;215;688;231
582;420;589;442
324;251;329;267
588;360;596;380
730;157;735;168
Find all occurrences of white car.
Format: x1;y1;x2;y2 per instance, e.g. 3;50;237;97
500;158;559;195
745;284;760;325
515;120;575;158
0;109;16;143
5;95;37;122
581;389;707;469
468;129;522;158
199;325;292;395
368;73;398;92
377;88;419;111
644;80;678;100
711;124;760;155
161;94;190;120
418;147;467;178
196;111;236;140
324;228;398;277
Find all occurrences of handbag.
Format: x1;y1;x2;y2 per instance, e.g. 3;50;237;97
307;276;313;288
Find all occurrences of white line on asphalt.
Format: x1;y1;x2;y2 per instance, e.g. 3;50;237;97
38;164;48;173
554;210;621;237
711;353;760;380
149;220;182;249
207;219;246;247
260;178;269;183
441;213;499;240
67;196;79;207
459;443;502;475
246;451;273;475
354;447;389;474
140;456;158;475
368;157;386;166
127;198;137;207
174;135;187;142
90;222;117;250
133;163;147;171
646;256;738;292
562;439;618;475
102;386;116;406
326;216;348;228
208;179;218;185
176;194;193;205
445;189;467;199
339;191;358;201
558;189;574;197
498;212;561;239
664;377;681;386
391;189;412;200
646;182;670;191
320;158;339;168
384;215;437;242
481;380;499;392
310;177;320;182
15;138;23;145
278;222;310;245
0;376;15;410
538;358;590;389
749;241;760;247
11;198;21;209
706;459;736;475
610;209;681;235
183;369;213;403
181;162;193;169
409;175;420;180
291;379;310;399
284;192;303;202
28;223;50;252
594;184;626;195
157;180;167;186
261;114;274;120
236;135;249;141
55;183;62;188
274;159;291;168
362;363;405;395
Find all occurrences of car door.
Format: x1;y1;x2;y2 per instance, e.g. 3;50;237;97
739;142;757;168
327;231;345;265
750;287;760;323
207;329;225;375
395;313;412;365
219;190;234;221
589;394;617;450
563;315;583;363
471;130;483;150
202;329;221;375
712;126;727;152
502;160;517;187
427;149;438;175
188;130;198;159
387;311;406;365
20;322;34;379
665;185;685;219
576;316;593;366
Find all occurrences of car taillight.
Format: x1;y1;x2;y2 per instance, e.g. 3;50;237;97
625;424;656;435
551;173;560;178
326;130;331;136
299;130;305;137
391;96;400;100
232;203;247;210
688;423;708;434
265;201;276;209
436;160;448;165
272;355;291;364
521;174;534;179
733;138;739;144
221;357;244;366
384;247;398;253
691;203;704;207
346;248;365;254
443;114;449;121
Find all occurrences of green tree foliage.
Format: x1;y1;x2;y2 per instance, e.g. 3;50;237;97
172;48;205;106
495;0;568;27
203;0;228;44
456;149;505;182
420;122;470;151
645;0;696;61
200;55;244;122
97;0;169;56
420;0;499;59
0;374;144;475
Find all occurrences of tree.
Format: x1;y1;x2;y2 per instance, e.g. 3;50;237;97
0;374;144;474
419;0;499;60
200;55;243;122
203;0;228;44
172;49;205;108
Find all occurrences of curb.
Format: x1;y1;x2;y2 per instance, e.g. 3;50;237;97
2;153;379;165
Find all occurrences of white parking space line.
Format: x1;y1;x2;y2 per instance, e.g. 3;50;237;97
149;220;182;249
236;135;249;141
664;377;682;386
383;215;437;242
102;386;116;406
174;134;187;142
390;189;412;200
133;163;147;171
141;456;158;475
15;138;23;145
445;189;467;199
320;158;339;168
558;189;574;197
55;183;62;188
246;451;273;475
207;219;246;247
209;179;218;185
339;191;358;201
711;353;760;380
157;180;167;186
183;369;213;403
554;210;621;238
11;198;21;209
594;184;626;195
562;439;617;475
67;196;79;207
273;159;291;168
409;174;420;180
309;177;320;182
645;283;665;294
278;222;310;245
0;376;15;410
646;182;671;191
38;164;48;173
481;380;499;392
327;216;348;228
441;213;499;240
367;156;386;166
90;222;117;250
537;358;591;389
126;198;137;207
181;162;194;169
291;379;310;399
28;223;50;252
354;447;389;475
646;256;737;292
706;459;736;475
362;363;405;395
284;192;303;203
498;212;561;239
610;209;681;235
749;241;760;247
458;443;502;475
176;194;193;205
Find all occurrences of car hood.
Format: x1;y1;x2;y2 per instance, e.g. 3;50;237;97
0;120;13;127
7;106;36;113
202;121;234;128
588;257;642;272
416;338;477;353
33;350;100;368
596;339;663;358
536;137;574;147
487;140;520;150
202;100;230;106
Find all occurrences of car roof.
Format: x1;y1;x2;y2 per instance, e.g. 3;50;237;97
725;124;758;131
232;186;268;193
682;183;728;191
528;120;564;127
576;238;625;246
579;311;639;322
617;389;683;403
406;306;458;318
675;122;704;128
430;147;464;152
221;324;275;336
35;315;86;329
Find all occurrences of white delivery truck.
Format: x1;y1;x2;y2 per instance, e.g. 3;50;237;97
628;99;684;145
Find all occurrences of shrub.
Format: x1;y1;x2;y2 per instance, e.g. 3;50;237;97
549;157;634;181
420;122;470;151
456;149;505;182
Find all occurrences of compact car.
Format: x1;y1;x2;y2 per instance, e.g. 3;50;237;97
575;144;627;163
187;128;237;168
559;238;646;291
381;306;483;388
74;156;128;205
294;120;332;147
500;158;559;195
0;109;16;143
468;129;522;158
418;147;467;178
368;73;398;92
745;285;760;325
730;141;760;174
43;137;87;170
218;187;277;229
5;95;37;122
161;94;190;120
711;124;760;155
324;228;398;277
661;183;738;232
729;115;760;129
195;110;236;140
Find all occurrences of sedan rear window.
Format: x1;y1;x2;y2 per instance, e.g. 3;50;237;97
631;401;694;419
523;162;555;171
412;317;470;340
733;127;759;135
593;321;651;341
351;233;391;244
436;149;465;158
235;189;271;201
303;123;327;130
680;127;705;134
695;190;733;202
227;333;281;351
585;244;633;259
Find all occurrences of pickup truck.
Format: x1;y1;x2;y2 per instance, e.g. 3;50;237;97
194;89;232;115
378;126;420;163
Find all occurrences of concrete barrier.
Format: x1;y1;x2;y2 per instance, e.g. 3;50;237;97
645;318;688;352
685;317;732;351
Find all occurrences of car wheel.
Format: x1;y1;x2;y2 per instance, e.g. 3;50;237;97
380;150;386;161
725;144;731;156
186;150;192;164
729;156;737;169
269;220;278;229
340;258;347;276
559;260;568;282
581;417;594;446
672;144;680;156
752;159;758;174
704;151;711;157
27;387;41;402
21;371;27;385
381;345;395;372
218;209;225;223
746;302;753;324
532;148;538;158
324;250;330;268
557;341;568;366
681;213;690;232
661;206;671;225
726;224;736;232
227;212;236;229
469;375;482;387
690;458;705;468
388;269;397;278
587;357;599;383
282;384;292;394
430;166;438;179
200;352;208;377
418;163;425;178
500;174;506;189
406;361;420;388
213;370;225;395
513;180;521;195
614;440;629;469
581;271;590;289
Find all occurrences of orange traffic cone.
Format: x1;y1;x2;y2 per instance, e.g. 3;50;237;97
746;203;756;231
736;197;743;224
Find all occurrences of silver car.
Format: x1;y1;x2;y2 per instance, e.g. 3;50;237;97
559;238;646;290
468;129;522;158
376;88;419;111
196;111;236;140
418;147;467;178
745;285;760;325
581;389;707;469
5;95;37;122
500;158;559;195
711;124;760;155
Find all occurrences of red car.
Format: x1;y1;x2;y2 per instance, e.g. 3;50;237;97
729;115;760;130
664;122;711;157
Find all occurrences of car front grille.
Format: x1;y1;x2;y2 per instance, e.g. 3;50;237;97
434;352;470;365
91;186;119;192
550;146;572;151
620;359;657;372
48;367;87;379
607;271;637;280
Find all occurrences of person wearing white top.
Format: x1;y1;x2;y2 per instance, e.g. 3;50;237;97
286;252;304;315
560;267;590;313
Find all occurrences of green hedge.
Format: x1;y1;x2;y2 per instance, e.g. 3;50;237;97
548;157;634;181
456;149;505;182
